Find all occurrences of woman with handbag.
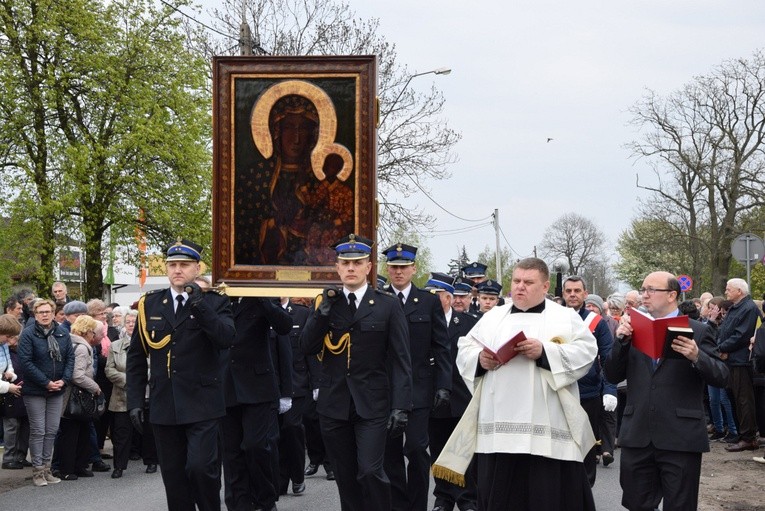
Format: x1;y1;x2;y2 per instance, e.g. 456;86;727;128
57;315;102;481
18;299;74;487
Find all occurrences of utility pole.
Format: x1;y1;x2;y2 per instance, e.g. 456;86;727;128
239;1;253;55
494;209;501;285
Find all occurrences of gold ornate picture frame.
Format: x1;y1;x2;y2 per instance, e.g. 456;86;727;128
212;56;378;296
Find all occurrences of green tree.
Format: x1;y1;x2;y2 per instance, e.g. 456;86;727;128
0;0;212;298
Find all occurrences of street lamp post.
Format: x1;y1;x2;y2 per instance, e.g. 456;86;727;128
379;67;451;127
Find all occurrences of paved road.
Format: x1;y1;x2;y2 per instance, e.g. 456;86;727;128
0;451;624;510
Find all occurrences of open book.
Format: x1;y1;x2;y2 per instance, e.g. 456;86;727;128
475;331;527;364
628;307;690;359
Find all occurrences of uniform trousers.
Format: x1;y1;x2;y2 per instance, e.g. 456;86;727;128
476;452;595;511
580;395;601;487
222;402;278;511
304;397;331;470
320;410;390;511
384;406;431;511
153;418;222;511
619;445;701;511
279;396;306;492
110;411;133;470
428;416;477;511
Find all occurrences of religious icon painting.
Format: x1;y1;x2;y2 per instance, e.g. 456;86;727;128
212;56;378;295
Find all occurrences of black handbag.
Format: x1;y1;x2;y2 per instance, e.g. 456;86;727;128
65;385;106;421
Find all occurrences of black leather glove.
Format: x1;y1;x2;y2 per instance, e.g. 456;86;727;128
129;407;144;435
387;409;408;438
317;287;341;316
433;388;451;411
184;281;203;307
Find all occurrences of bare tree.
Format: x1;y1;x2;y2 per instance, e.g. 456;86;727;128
539;213;607;277
203;0;460;243
628;50;765;293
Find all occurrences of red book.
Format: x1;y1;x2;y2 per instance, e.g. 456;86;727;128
628;307;690;359
476;331;527;364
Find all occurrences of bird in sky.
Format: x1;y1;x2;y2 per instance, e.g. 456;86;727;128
546;138;554;143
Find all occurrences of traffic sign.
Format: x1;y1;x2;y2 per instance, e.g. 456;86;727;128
677;274;693;292
731;233;765;265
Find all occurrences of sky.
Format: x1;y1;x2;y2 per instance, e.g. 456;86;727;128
196;0;765;275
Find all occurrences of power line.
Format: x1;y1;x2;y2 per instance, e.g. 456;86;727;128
498;224;529;259
405;174;493;223
429;222;493;236
156;0;238;41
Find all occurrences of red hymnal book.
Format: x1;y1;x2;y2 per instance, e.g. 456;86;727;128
628;307;690;359
476;331;527;364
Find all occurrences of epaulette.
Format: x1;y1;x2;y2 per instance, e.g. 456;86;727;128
375;288;395;297
143;288;167;296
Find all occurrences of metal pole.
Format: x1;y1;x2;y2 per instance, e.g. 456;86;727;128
494;209;501;285
746;235;752;290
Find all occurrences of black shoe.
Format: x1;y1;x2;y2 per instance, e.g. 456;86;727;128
724;434;741;444
22;459;33;467
304;463;318;476
292;481;306;494
91;461;111;472
60;473;79;481
602;452;615;467
145;464;157;474
325;469;335;481
51;469;63;478
76;468;94;477
709;431;726;441
111;468;123;478
101;453;113;460
2;461;24;470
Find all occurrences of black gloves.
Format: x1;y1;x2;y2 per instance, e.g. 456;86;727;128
433;388;451;411
387;409;408;438
129;408;144;435
317;287;341;316
185;281;204;307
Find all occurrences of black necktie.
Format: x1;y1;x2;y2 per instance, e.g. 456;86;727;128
398;292;405;306
348;292;357;315
175;295;185;317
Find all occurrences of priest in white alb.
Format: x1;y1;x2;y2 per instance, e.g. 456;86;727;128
453;258;598;511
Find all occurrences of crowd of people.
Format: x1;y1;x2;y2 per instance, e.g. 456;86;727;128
2;238;765;511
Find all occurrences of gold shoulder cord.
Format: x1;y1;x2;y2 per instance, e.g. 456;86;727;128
314;294;351;369
138;294;174;377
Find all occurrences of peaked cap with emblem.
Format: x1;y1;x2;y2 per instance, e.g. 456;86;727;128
453;278;474;296
383;243;417;266
166;238;202;262
461;262;487;279
331;234;374;260
477;279;502;296
424;272;456;294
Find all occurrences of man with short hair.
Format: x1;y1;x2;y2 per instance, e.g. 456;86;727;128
300;234;412;511
461;262;487;314
384;243;451;511
4;297;23;323
624;290;641;310
718;278;761;453
562;276;616;486
475;280;502;314
456;258;598;510
451;279;477;318
127;239;235;511
604;271;729;511
60;301;88;332
51;282;71;306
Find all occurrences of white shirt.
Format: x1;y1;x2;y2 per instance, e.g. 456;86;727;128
391;283;412;303
344;284;368;309
170;289;189;313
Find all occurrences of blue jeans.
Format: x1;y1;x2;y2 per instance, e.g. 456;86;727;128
708;385;737;435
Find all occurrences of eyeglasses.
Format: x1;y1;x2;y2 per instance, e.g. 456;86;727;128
638;287;673;295
35;310;53;315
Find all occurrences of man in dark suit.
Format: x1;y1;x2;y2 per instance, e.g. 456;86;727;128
300;234;412;511
425;274;479;511
383;243;451;511
604;271;729;511
126;239;236;511
221;295;292;511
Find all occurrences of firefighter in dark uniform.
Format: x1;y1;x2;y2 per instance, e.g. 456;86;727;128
383;244;452;511
126;239;236;511
300;234;412;511
461;262;487;314
425;273;480;511
221;294;292;511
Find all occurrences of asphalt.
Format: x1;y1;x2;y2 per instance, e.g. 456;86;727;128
0;443;624;509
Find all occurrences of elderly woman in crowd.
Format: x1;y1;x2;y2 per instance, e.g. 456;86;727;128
1;314;29;470
105;309;138;478
57;315;102;481
87;298;114;461
18;298;74;487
